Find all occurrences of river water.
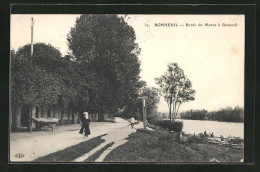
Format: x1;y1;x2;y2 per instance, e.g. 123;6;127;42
181;119;244;138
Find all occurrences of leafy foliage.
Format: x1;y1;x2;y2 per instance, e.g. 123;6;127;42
149;119;183;132
11;15;143;124
122;84;160;121
155;63;195;121
11;43;65;107
67;14;142;120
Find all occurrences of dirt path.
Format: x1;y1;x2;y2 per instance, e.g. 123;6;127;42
73;118;145;162
10;117;146;162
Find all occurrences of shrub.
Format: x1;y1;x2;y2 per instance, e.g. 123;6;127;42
186;135;206;144
150;119;183;132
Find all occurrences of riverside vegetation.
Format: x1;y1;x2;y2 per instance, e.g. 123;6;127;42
104;126;243;162
180;106;244;122
11;14;243;162
11;14;144;130
104;118;243;162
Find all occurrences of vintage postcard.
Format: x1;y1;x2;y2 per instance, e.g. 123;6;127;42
10;14;244;163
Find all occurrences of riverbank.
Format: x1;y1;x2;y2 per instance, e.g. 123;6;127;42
181;119;244;138
177;118;244;123
104;129;243;162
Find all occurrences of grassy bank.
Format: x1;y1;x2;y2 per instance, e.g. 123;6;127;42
104;130;243;162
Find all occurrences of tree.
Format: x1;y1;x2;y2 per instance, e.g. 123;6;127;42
122;84;160;122
155;63;195;121
140;87;160;121
12;43;69;106
173;78;195;119
11;43;70;128
67;14;141;121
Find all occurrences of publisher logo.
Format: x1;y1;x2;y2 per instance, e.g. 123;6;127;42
15;153;24;159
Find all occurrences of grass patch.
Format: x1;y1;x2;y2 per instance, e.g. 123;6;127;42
104;130;243;162
84;142;114;162
34;134;107;162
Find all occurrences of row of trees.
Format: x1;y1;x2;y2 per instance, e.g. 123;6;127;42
11;14;196;128
118;62;196;122
180;109;209;121
180;106;244;122
11;14;143;128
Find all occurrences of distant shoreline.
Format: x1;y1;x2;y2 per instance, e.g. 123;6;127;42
160;118;243;123
178;118;244;124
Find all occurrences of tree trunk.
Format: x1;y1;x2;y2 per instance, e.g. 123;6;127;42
176;103;181;118
172;103;175;121
69;109;71;121
72;110;78;124
57;107;60;119
76;112;79;123
61;110;64;122
98;113;104;122
35;106;40;129
168;106;171;122
172;91;179;121
40;106;44;117
169;95;173;122
31;106;36;118
72;110;75;124
172;101;178;120
12;104;21;131
49;106;53;118
36;106;39;118
28;104;33;132
42;106;47;118
53;107;56;118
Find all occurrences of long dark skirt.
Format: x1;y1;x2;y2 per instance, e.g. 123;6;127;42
79;122;91;136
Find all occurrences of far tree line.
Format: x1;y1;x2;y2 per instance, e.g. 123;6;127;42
180;106;244;122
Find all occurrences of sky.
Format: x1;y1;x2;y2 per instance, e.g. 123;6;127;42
10;14;244;113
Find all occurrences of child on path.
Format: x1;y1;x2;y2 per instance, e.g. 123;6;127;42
130;117;135;129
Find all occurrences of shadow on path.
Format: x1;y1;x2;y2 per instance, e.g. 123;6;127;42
34;134;106;162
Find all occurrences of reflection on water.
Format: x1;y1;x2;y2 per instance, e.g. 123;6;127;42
181;119;244;138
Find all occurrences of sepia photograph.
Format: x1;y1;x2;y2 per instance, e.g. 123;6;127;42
10;14;245;163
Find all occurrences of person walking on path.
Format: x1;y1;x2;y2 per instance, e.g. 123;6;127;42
130;117;135;129
79;111;91;137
